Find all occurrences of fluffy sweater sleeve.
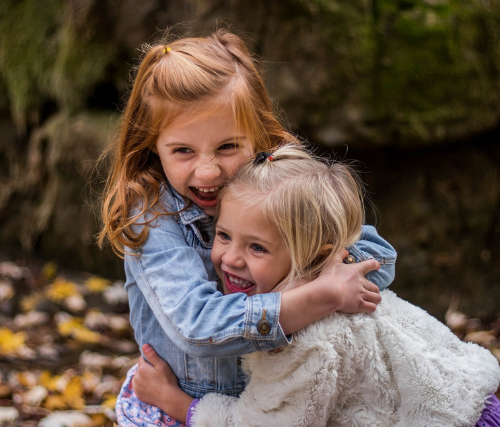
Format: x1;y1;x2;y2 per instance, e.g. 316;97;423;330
190;340;341;427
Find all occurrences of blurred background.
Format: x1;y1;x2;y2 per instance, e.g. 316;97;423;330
0;0;499;424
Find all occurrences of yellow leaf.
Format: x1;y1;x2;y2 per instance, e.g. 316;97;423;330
40;371;56;391
40;371;67;393
41;262;58;280
20;292;44;312
90;413;108;426
102;395;117;409
85;277;111;293
0;327;26;355
63;376;84;410
46;279;79;302
57;317;84;337
44;394;67;411
16;371;37;387
73;327;100;344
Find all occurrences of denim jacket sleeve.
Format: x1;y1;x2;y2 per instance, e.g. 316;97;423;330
125;213;291;358
347;225;397;291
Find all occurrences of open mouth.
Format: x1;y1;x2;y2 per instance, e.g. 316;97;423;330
189;186;221;208
224;272;256;294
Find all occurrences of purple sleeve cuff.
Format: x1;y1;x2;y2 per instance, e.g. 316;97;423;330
186;398;200;427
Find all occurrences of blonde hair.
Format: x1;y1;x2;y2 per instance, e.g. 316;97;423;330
99;29;298;256
220;145;364;290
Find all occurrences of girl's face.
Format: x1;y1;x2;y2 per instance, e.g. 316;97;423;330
156;106;254;216
211;196;292;296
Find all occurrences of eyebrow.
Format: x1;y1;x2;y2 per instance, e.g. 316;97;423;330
163;136;247;147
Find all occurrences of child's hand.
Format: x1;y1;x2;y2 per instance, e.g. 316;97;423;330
319;249;382;314
132;344;193;423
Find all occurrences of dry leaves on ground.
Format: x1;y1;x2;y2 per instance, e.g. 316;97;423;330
0;259;137;426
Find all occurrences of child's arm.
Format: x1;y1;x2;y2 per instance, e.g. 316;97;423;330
133;345;193;424
128;214;393;356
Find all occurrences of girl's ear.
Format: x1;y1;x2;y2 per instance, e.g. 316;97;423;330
318;244;334;256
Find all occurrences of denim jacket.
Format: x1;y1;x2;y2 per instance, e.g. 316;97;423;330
125;184;397;398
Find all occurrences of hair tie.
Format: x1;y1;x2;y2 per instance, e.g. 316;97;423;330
163;46;172;54
254;152;274;165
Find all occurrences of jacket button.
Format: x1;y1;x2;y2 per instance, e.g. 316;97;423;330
343;255;356;264
257;319;271;335
257;309;271;335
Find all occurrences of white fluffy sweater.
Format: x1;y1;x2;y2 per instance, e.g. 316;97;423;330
191;291;500;427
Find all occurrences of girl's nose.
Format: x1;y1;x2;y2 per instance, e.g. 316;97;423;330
221;246;245;269
195;157;221;181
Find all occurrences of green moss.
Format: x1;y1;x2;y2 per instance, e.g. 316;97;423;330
287;0;500;144
0;0;116;127
52;20;116;112
0;0;62;127
372;1;500;142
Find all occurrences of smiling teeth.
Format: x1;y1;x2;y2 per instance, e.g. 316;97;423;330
227;273;253;289
195;186;220;193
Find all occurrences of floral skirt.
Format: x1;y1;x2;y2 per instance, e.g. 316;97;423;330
116;364;184;427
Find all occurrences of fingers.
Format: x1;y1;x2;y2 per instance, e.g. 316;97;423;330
333;249;349;263
363;279;380;294
142;344;162;369
357;259;380;275
358;301;378;313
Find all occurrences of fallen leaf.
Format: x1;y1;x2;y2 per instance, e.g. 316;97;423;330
84;310;108;330
20;292;45;312
14;311;49;328
44;394;68;411
464;331;497;347
0;280;14;301
108;315;129;332
73;328;100;344
0;406;19;422
101;395;116;409
0;327;27;355
15;371;38;387
64;376;85;410
84;277;111;293
81;370;102;394
0;262;29;280
79;350;111;368
111;356;131;369
445;310;467;331
41;262;58;280
23;384;48;406
0;383;10;398
103;281;127;305
64;294;87;312
38;410;92;427
57;315;84;337
46;279;79;302
37;344;60;359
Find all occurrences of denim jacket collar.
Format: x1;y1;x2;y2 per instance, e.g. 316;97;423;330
160;182;212;226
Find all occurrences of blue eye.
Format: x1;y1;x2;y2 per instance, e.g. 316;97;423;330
217;231;231;241
250;244;266;253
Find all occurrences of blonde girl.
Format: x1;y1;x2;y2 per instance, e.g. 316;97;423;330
134;145;500;427
100;30;396;426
